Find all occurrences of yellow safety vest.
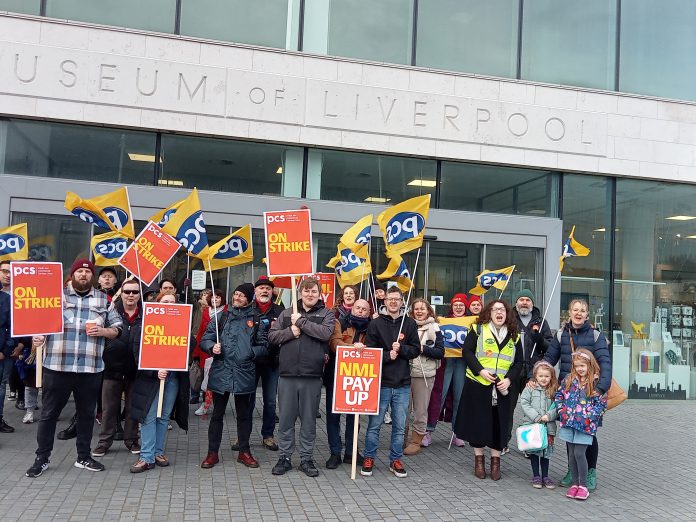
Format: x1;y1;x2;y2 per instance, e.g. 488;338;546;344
465;324;517;386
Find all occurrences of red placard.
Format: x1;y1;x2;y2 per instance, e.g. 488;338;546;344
332;346;383;415
264;209;314;276
118;221;180;286
139;302;192;371
10;261;64;337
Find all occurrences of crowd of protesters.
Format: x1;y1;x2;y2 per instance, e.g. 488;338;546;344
0;259;612;500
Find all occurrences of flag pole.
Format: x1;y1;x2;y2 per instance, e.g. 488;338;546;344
497;265;516;300
397;248;421;340
207;257;220;346
529;270;561;361
185;254;190;304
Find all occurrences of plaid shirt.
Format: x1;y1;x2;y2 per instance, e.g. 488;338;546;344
43;285;123;373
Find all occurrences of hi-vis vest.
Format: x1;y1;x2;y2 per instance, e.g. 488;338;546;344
465;324;518;386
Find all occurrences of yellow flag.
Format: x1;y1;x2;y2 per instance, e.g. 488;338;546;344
328;242;372;288
206;225;254;271
64;187;134;239
438;316;479;357
0;223;29;262
559;226;591;271
377;253;412;293
469;265;515;296
338;214;373;259
91;231;129;266
377;195;430;256
161;188;210;259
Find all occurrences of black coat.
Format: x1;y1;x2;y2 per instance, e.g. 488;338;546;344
364;312;420;388
253;301;284;367
102;301;139;381
0;291;14;357
513;306;553;380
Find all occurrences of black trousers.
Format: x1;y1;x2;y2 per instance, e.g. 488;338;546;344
208;392;253;454
36;369;102;460
9;365;25;401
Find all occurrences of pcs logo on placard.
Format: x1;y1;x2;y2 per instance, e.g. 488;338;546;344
0;233;25;256
440;324;469;348
479;272;509;290
214;236;249;260
73;206;129;231
95;237;128;259
386;212;425;245
174;212;208;254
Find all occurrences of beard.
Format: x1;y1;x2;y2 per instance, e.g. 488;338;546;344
517;307;531;317
71;277;92;292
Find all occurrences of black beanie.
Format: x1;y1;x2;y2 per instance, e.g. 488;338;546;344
235;283;255;304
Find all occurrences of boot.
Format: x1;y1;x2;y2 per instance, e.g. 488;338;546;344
474;455;486;479
490;456;501;481
57;413;78;440
403;432;424;456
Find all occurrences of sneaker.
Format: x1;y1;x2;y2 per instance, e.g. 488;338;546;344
326;454;342;469
299;459;319;477
575;486;590;500
263;437;279;451
586;468;597;491
453;435;466;447
8;391;17;401
167;423;172;430
26;456;50;478
194;404;209;416
532;476;542;489
542;477;556;489
566;485;579;499
0;418;15;433
383;410;392;424
421;432;432;447
560;469;573;487
15;400;25;410
360;457;374;476
91;445;109;458
389;459;407;478
344;453;364;466
74;457;105;472
201;452;219;469
271;457;292;476
22;411;34;424
125;441;141;454
130;459;155;473
231;439;240;451
237;452;260;468
500;447;510;455
316;410;321;419
154;455;169;467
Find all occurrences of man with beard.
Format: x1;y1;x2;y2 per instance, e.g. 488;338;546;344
25;259;122;478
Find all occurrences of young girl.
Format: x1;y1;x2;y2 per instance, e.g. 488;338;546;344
520;361;558;489
555;348;607;500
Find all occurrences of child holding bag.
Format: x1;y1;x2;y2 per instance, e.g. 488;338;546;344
520;361;558;489
555;348;607;501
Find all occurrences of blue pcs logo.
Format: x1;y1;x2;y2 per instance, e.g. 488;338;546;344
175;211;208;254
156;208;178;227
338;248;362;274
104;206;129;230
386;212;425;245
440;324;468;348
214;237;249;260
480;272;509;289
95;238;128;259
72;207;111;229
355;226;371;247
0;233;25;255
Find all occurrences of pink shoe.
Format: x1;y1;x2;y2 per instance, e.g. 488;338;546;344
566;486;579;498
421;432;432;447
574;486;589;500
453;435;466;447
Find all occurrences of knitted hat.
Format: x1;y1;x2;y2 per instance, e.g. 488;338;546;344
451;293;468;307
235;283;255;304
70;258;95;277
254;276;274;289
467;295;482;306
515;289;535;304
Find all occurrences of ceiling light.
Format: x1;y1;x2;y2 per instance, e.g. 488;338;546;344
686;235;696;239
364;196;391;203
128;153;159;163
158;179;184;187
407;179;436;188
594;228;606;232
276;166;283;174
666;215;696;221
525;209;546;215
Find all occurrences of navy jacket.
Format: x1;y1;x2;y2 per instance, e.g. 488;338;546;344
544;320;612;394
0;291;14;357
514;306;553;380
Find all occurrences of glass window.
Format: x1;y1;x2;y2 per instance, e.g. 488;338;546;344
620;0;696;100
0;0;40;15
614;178;696;400
521;1;616;90
158;135;303;197
422;241;482;315
46;0;176;33
560;174;612;334
306;149;436;205
485;244;542;305
180;0;300;50
303;0;413;64
12;212;91;269
439;161;559;217
416;0;518;78
0;119;157;185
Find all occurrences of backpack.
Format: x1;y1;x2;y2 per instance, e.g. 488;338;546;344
556;326;601;344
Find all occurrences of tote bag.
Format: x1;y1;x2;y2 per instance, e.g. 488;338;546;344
516;423;548;452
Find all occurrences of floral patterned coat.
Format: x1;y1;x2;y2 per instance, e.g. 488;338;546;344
555;377;607;436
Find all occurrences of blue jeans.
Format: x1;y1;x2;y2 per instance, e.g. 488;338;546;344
0;356;12;417
364;386;410;462
140;374;178;464
440;358;466;429
253;364;279;439
325;379;356;456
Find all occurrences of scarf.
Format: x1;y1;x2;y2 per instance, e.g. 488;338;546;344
348;313;369;343
488;322;508;345
255;299;272;314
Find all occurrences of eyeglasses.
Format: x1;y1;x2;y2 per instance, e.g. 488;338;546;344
491;306;506;312
122;290;140;295
386;298;403;302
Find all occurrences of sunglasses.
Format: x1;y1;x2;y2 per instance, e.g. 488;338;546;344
122;290;140;295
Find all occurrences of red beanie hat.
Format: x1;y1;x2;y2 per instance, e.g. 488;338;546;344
451;293;468;307
467;295;482;305
70;258;95;277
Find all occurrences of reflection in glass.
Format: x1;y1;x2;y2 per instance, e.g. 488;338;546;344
485;244;541;306
0;0;40;14
46;0;176;33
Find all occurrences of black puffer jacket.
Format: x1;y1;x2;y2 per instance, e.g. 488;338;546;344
513;306;554;380
268;300;335;378
253;301;284;367
364;312;420;388
102;300;139;381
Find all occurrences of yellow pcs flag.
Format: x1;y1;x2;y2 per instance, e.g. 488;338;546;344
65;187;135;239
0;223;29;262
438;316;478;357
377;253;413;293
161;188;210;259
469;265;515;296
559;225;591;271
328;242;372;288
91;231;129;266
339;214;373;258
207;225;254;271
377;195;430;256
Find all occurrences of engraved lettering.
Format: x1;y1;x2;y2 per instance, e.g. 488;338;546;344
377;96;397;124
59;60;77;88
323;90;337;117
413;101;427;127
14;54;38;84
545;117;566;141
136;67;158;97
476;108;490;131
99;64;117;92
274;88;285;106
354;93;359;120
507;112;529;137
581;119;592;145
443;104;459;130
178;73;207;102
249;87;265;104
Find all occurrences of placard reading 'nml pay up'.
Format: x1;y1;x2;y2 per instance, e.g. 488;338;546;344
332;346;382;415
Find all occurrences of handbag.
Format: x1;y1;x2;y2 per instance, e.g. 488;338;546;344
516;423;548;451
606;378;627;410
189;361;203;392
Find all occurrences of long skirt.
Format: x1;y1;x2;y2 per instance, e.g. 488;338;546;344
453;377;513;451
